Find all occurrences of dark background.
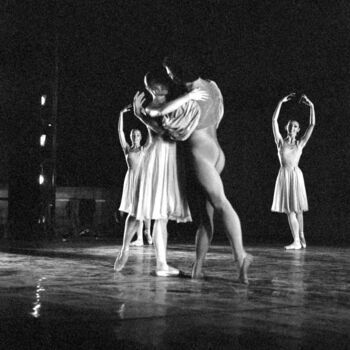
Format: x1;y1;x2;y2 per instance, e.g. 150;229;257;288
0;0;349;243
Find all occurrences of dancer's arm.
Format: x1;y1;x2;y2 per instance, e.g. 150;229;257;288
299;94;315;148
143;127;153;149
145;88;208;117
118;105;131;152
133;91;165;134
272;93;295;147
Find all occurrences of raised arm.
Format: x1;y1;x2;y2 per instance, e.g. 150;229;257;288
118;105;132;152
299;94;315;148
272;93;295;146
145;88;208;117
133;91;165;135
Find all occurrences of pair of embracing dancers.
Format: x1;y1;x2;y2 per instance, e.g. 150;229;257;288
115;55;315;285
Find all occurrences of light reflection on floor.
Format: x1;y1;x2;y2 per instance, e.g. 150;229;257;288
0;242;349;349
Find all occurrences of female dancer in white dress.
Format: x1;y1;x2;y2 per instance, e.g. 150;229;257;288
114;73;207;275
272;93;315;249
118;105;152;246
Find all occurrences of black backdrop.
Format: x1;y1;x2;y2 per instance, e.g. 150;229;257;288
1;0;349;243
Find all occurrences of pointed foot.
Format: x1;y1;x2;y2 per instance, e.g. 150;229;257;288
114;250;130;271
191;262;204;279
238;254;253;285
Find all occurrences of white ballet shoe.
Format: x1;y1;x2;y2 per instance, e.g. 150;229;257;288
155;265;180;277
145;231;153;245
130;240;143;246
114;250;130;271
284;242;302;250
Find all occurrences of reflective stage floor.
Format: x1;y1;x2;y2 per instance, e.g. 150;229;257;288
0;241;349;349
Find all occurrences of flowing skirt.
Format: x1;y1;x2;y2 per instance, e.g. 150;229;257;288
129;137;192;222
119;168;139;214
271;166;308;213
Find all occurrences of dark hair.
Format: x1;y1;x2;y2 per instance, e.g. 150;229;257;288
144;70;170;93
285;120;300;133
163;52;203;83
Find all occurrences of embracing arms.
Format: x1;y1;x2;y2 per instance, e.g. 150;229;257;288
145;88;208;117
132;92;165;134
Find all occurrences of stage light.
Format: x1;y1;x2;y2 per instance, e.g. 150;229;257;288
39;174;45;185
40;134;47;147
41;95;47;106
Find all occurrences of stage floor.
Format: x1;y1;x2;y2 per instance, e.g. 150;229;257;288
0;241;349;349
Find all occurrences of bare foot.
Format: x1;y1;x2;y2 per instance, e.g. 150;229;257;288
299;234;307;248
114;249;130;271
145;233;153;245
130;240;143;247
156;264;180;277
238;254;253;285
284;242;302;250
191;261;205;279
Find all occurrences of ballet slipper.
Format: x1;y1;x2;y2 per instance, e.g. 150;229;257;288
238;253;253;285
145;231;153;245
114;249;130;271
284;242;302;250
130;240;143;246
156;264;180;277
299;234;307;248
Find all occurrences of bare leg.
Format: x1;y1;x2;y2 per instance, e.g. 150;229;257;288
192;152;252;283
114;215;140;271
285;212;301;249
144;219;153;244
153;219;179;276
296;212;306;248
192;199;214;279
130;220;144;246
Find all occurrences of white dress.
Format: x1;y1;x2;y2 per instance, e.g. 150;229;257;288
129;129;192;223
119;147;145;214
271;140;308;213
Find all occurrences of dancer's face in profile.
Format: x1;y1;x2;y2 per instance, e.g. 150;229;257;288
151;83;168;97
286;121;300;137
130;129;142;145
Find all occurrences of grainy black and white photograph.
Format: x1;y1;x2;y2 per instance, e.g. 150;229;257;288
0;0;349;349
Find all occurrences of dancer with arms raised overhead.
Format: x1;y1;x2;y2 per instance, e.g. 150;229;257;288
271;93;315;249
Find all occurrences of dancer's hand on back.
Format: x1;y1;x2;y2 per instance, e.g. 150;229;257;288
299;94;313;107
280;93;295;103
133;91;146;116
188;88;209;101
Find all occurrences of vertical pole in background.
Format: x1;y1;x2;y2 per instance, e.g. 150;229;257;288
50;33;59;234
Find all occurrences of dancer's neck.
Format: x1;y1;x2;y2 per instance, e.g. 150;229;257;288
185;77;202;90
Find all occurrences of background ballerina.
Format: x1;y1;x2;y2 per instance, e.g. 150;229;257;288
118;105;152;246
271;93;316;249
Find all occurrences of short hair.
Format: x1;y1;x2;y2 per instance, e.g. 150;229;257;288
144;70;170;95
163;52;203;83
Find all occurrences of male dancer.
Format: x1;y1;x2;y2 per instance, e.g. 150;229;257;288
133;55;253;284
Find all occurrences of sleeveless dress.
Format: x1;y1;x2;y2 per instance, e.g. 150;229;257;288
119;147;145;214
162;78;224;141
271;141;308;213
129;129;192;223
